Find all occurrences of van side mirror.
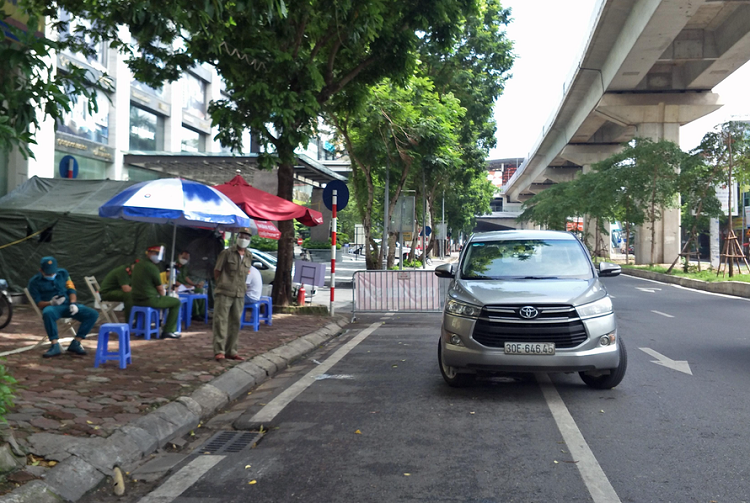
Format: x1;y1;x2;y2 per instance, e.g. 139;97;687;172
434;263;454;278
598;262;621;277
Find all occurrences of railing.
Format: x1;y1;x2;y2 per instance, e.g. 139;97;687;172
351;270;451;321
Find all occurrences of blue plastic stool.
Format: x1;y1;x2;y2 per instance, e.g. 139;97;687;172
179;293;209;327
94;323;131;369
129;306;160;340
240;301;260;331
258;296;272;326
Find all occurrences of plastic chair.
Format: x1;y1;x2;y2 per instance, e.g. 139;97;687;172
129;306;160;340
258;296;272;326
94;323;131;369
240;301;260;331
24;288;76;349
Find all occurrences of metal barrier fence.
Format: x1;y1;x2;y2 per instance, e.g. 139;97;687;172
352;270;451;321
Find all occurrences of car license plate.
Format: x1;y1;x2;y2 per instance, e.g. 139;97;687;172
504;342;555;355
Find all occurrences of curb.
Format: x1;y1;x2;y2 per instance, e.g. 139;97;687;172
0;317;349;502
622;269;750;299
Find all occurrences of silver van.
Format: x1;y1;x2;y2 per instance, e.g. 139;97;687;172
434;230;625;389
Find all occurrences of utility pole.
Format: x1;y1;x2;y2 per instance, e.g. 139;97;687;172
442;190;445;260
422;170;426;269
382;157;389;270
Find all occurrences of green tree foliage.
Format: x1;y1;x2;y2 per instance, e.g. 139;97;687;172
44;0;479;305
331;75;464;269
0;1;105;158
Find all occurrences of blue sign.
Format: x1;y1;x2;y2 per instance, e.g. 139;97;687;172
323;180;349;211
419;226;432;237
58;155;79;179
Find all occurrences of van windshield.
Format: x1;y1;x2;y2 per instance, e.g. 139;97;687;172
460;239;593;280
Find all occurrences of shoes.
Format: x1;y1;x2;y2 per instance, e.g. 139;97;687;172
215;353;225;361
227;354;245;361
66;340;87;356
162;332;181;339
43;343;62;358
191;315;204;321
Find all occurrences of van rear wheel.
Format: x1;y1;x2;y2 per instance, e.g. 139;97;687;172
438;340;474;387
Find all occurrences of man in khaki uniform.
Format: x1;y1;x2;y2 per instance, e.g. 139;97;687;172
212;229;254;361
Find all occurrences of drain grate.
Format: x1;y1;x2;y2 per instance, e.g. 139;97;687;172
200;431;262;455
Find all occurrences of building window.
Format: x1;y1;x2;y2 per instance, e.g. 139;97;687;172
181;127;205;153
182;73;207;119
129;105;163;151
131;78;164;97
57;87;109;144
58;10;108;70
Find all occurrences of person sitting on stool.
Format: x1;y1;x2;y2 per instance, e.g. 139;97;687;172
131;245;181;339
100;261;136;321
28;256;99;358
245;264;263;305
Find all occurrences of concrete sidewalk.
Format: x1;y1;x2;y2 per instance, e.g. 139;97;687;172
0;304;347;502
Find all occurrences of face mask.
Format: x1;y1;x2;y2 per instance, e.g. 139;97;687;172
149;254;161;264
43;274;56;281
237;238;251;248
179;258;189;265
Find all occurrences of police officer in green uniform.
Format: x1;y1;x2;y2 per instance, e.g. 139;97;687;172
28;256;99;358
131;245;181;339
100;262;136;321
212;229;254;361
173;251;205;320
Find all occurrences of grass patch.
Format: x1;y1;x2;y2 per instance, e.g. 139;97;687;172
621;264;750;283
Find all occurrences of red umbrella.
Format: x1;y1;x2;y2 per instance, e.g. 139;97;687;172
214;175;323;226
254;219;282;240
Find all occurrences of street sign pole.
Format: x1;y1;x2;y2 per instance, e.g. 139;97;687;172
331;190;337;317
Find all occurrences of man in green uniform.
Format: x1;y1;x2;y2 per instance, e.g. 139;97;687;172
131;245;181;339
173;251;206;320
100;261;136;321
212;229;254;361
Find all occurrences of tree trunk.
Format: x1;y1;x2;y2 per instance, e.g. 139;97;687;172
272;147;296;307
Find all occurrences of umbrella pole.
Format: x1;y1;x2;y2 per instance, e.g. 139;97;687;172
168;223;177;293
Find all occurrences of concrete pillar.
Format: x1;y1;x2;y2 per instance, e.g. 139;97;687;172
633;122;681;264
109;27;132;180
594;92;723;264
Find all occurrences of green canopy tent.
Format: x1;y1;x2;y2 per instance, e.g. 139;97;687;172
0;176;223;304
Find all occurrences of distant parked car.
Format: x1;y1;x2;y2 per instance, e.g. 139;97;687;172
434;230;625;389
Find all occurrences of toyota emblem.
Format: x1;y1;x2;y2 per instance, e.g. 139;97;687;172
519;306;539;319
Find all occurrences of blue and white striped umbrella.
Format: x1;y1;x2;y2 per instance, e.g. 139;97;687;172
99;178;253;230
99;178;254;293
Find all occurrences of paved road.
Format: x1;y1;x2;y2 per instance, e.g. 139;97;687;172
85;273;750;502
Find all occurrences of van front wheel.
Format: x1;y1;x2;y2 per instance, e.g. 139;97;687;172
438;340;474;387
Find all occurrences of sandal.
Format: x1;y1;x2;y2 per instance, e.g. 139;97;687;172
215;353;225;361
227;354;245;361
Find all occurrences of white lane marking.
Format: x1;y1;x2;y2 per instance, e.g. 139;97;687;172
137;455;225;503
249;322;381;424
627;274;750;302
650;310;674;318
536;374;621;503
672;283;750;301
384;312;395;317
639;347;693;375
635;287;662;293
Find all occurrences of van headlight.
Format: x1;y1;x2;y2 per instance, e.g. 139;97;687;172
576;296;613;319
446;299;481;318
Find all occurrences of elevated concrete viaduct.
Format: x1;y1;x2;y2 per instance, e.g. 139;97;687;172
505;0;750;263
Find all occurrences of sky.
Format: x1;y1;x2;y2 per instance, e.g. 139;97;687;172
489;0;750;160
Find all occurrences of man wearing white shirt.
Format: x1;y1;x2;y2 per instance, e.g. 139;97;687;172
245;265;263;304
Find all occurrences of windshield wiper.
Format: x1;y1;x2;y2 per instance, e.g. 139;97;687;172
521;276;559;279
